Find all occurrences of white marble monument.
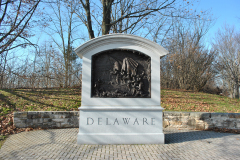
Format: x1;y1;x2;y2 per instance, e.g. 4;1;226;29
75;34;168;144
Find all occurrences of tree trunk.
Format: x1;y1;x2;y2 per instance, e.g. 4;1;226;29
0;52;8;88
84;0;95;39
234;81;239;99
65;58;69;88
102;0;114;35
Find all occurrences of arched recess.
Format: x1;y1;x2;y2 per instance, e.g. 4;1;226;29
91;49;151;98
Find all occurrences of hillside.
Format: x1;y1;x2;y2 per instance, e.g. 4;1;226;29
0;88;240;148
1;88;239;116
161;89;240;113
0;88;81;116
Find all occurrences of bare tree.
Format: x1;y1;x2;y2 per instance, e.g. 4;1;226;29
42;0;81;87
213;25;240;99
160;14;216;91
0;0;41;55
75;0;186;39
0;0;214;90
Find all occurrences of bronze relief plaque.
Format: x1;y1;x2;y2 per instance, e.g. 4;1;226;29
91;49;151;98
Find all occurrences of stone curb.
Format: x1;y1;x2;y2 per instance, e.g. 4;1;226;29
14;111;240;130
14;111;79;128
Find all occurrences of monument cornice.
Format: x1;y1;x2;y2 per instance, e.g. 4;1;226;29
75;34;168;59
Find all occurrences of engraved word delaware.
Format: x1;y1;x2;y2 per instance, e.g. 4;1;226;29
87;117;155;125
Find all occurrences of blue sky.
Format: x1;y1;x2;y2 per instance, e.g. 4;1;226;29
33;0;240;50
197;0;240;43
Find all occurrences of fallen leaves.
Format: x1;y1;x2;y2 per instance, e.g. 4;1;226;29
161;89;240;113
0;113;42;137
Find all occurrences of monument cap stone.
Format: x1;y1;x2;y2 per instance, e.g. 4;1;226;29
75;34;167;58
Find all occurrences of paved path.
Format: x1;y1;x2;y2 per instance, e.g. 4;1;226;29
1;128;240;160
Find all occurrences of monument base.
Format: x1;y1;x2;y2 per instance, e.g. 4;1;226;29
77;106;165;145
77;133;164;145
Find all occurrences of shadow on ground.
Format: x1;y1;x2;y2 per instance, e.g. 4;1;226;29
165;130;235;144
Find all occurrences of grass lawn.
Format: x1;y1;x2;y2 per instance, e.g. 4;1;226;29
161;89;240;113
0;135;7;149
0;88;81;116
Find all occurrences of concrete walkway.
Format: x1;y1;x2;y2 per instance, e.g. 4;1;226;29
0;128;240;160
